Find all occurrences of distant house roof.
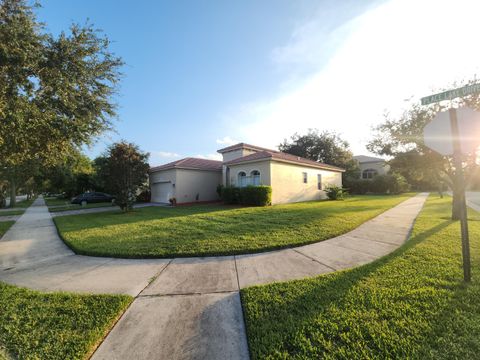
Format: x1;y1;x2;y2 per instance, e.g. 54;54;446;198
217;143;274;154
353;155;386;163
224;149;345;172
149;157;222;173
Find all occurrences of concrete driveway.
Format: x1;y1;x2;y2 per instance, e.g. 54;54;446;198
0;194;428;360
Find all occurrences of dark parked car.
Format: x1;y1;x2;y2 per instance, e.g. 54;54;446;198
71;192;116;206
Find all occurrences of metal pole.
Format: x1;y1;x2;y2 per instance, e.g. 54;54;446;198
449;108;472;282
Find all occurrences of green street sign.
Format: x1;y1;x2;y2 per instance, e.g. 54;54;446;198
421;83;480;105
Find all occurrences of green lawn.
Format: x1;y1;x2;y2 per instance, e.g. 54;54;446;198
0;221;132;359
54;194;413;258
0;210;23;217
0;199;36;217
0;282;131;360
241;195;480;359
13;198;35;208
0;221;14;237
44;197;71;207
49;202;116;213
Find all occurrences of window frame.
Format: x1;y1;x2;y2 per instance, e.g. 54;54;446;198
250;170;261;186
362;169;378;179
302;172;308;184
317;174;322;190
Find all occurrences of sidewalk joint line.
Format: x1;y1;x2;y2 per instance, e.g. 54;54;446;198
138;290;238;297
291;249;337;271
233;255;241;290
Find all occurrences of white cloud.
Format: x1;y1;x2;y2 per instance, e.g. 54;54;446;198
195;153;223;161
149;151;182;165
216;136;239;146
227;0;480;155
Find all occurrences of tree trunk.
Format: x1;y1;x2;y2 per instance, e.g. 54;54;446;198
9;179;16;208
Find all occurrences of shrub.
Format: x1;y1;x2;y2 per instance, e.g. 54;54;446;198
216;184;223;198
346;173;409;195
136;189;151;202
388;173;410;194
325;185;347;200
221;185;272;206
221;186;241;204
240;186;272;206
371;174;390;194
345;178;371;195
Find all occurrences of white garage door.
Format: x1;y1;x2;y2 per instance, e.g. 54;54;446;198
151;182;172;203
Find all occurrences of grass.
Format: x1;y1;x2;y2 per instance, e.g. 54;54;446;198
0;221;14;238
49;202;116;213
0;219;132;359
241;195;480;359
0;210;23;217
54;194;413;258
0;199;36;217
0;282;132;359
44;197;71;207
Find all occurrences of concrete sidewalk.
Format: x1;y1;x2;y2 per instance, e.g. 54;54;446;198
0;193;428;360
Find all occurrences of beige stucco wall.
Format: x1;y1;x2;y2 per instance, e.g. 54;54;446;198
149;169;176;202
270;161;342;205
174;169;222;203
221;148;257;162
227;160;272;187
358;161;390;178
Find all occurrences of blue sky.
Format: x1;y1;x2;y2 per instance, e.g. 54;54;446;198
37;0;480;165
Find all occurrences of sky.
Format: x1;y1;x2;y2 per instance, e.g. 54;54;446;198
37;0;480;166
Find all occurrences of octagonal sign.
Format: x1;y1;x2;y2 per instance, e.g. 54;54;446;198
423;107;480;155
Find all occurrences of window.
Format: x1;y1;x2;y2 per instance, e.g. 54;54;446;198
250;170;260;186
238;171;247;187
303;172;308;183
317;174;322;190
362;169;378;179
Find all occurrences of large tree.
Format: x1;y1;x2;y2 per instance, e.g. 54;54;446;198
99;141;149;212
0;0;123;206
367;82;480;219
279;129;359;180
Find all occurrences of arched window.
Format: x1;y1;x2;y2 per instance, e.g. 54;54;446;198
238;171;247;187
250;170;260;186
362;169;378;179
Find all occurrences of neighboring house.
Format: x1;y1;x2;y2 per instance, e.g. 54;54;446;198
353;155;390;180
149;143;344;205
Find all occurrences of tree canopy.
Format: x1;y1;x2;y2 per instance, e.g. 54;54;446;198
0;0;123;206
98;141;149;212
367;80;480;218
279;129;359;179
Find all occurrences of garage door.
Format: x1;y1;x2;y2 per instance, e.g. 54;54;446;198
151;182;172;203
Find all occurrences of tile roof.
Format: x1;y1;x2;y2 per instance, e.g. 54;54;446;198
224;150;345;172
353;155;386;163
149;157;222;173
217;142;275;154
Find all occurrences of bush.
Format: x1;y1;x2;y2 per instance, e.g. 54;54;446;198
325;185;347;200
221;186;272;206
136;189;151;202
345;178;371;195
221;186;241;204
346;173;409;195
240;186;272;206
216;184;223;198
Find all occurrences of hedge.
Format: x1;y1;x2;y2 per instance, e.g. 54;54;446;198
221;185;272;206
346;173;409;195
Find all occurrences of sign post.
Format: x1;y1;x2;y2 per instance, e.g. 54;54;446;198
448;108;471;282
422;86;480;282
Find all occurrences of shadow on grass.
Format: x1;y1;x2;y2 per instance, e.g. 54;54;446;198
241;216;454;359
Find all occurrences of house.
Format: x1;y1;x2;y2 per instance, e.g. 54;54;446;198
353;155;390;179
149;143;344;205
